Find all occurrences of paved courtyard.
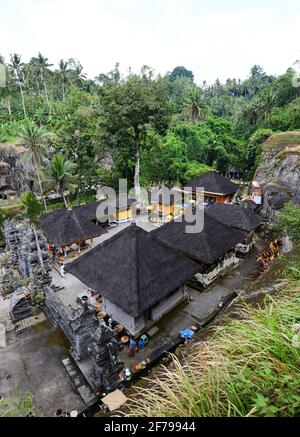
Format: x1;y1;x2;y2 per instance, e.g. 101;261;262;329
0;320;83;416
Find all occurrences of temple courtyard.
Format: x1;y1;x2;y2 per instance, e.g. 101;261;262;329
0;233;264;414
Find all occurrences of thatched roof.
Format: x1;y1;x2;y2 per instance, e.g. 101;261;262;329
152;210;246;265
40;208;106;246
206;203;262;232
65;224;201;318
227;166;241;174
187;172;238;195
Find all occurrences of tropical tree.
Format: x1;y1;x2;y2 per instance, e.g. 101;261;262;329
21;191;43;220
9;53;27;119
169;66;194;82
68;59;87;88
19;121;50;211
183;88;209;124
35;52;53;105
99;72;171;204
57;59;71;100
47;153;77;208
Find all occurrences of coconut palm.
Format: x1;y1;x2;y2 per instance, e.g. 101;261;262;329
68;59;87;87
183;88;209;124
28;58;42;96
47;153;77;208
36;52;53;105
9;54;27;119
57;59;71;100
19;121;50;211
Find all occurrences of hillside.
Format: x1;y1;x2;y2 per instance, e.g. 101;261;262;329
255;131;300;194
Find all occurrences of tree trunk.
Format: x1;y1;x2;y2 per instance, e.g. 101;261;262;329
36;78;41;96
19;84;27;119
134;147;141;206
62;191;69;208
5;99;11;117
41;71;49;105
62;83;65;101
36;167;48;212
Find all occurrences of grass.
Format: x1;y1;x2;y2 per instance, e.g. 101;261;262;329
127;277;300;417
0;393;36;417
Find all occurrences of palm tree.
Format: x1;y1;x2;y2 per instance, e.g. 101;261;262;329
254;89;277;122
68;59;87;87
36;52;53;105
28;58;42;96
19;121;50;211
183;88;209;124
9;54;27;119
57;59;71;100
47;153;77;208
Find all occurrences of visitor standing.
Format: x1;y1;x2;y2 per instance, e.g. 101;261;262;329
128;338;136;358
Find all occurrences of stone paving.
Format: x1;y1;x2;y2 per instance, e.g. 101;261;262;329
0;320;83;416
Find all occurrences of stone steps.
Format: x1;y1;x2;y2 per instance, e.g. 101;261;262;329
62;356;97;405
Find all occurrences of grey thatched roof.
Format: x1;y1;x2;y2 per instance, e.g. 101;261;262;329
40;208;106;246
152;210;246;265
65;224;201;318
227;166;241;174
206;203;262;233
187;172;239;195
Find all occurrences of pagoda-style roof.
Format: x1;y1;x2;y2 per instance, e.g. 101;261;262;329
65;224;201;318
40;207;106;246
187;171;238;196
152;210;246;265
206;203;262;233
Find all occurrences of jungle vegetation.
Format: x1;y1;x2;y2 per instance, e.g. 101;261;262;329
1;56;300;197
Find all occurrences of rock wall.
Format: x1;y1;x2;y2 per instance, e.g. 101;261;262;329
0;142;36;194
255;132;300;194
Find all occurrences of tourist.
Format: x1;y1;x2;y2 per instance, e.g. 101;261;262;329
138;337;145;350
128;338;136;358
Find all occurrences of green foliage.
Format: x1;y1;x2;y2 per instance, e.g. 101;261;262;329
128;283;300;417
1;54;300;189
21;191;43;219
276;202;300;243
0;393;36;417
169;66;194;82
244;128;273;176
183;162;212;182
47;152;77;207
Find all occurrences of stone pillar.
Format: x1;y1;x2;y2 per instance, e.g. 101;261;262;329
89;322;125;394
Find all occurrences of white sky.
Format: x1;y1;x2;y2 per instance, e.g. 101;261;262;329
0;0;300;84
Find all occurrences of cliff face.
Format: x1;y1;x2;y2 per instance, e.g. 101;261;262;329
0;143;35;194
255;132;300;194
